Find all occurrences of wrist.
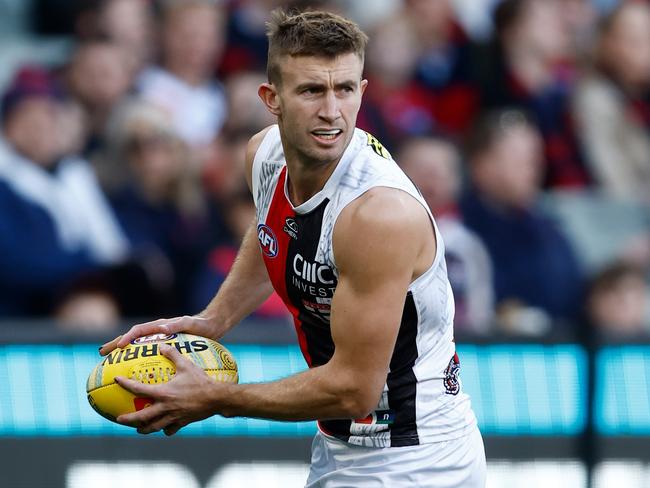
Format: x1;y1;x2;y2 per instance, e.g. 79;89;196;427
193;312;228;340
210;381;239;418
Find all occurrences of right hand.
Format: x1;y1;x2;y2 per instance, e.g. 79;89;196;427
99;315;218;356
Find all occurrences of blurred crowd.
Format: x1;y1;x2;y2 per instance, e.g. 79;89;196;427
0;0;649;340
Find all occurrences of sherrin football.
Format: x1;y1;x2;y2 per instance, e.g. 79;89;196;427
87;333;238;423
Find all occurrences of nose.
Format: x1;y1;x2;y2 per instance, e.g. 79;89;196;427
318;91;341;123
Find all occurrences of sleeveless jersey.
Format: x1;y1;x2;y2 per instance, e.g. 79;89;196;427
253;125;477;448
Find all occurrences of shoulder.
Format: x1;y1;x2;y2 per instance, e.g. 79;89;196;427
244;125;276;190
333;187;429;270
340;186;425;228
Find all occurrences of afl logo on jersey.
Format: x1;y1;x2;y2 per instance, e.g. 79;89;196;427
257;224;278;258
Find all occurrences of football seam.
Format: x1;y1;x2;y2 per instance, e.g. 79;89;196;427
86;368;238;394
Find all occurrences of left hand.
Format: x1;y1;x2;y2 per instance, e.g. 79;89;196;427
115;344;223;436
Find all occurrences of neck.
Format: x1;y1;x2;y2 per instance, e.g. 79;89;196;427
285;158;338;206
278;122;350;206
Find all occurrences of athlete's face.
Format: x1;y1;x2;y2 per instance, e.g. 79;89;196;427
259;53;367;168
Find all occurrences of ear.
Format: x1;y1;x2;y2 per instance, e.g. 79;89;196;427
360;78;368;96
258;83;281;116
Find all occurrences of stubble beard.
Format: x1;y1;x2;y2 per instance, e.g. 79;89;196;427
295;128;354;171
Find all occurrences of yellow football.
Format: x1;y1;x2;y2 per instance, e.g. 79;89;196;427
86;332;238;423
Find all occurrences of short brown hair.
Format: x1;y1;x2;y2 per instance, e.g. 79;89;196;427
265;9;368;85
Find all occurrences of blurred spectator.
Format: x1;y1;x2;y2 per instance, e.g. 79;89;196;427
194;127;289;319
358;0;478;147
460;109;584;333
53;260;173;330
357;13;437;150
57;98;87;157
103;98;229;314
572;0;650;204
345;0;400;29
0;67;128;317
95;0;156;74
202;129;252;206
587;262;650;337
451;0;499;41
137;0;228;149
556;0;598;63
219;0;345;76
398;136;494;333
64;39;135;158
192;188;289;320
72;0;156;75
219;0;272;76
191;188;290;320
203;125;252;207
403;0;479;135
222;70;276;134
474;0;589;188
54;272;121;332
218;0;343;77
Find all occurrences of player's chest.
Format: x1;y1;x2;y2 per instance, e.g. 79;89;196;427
258;196;338;306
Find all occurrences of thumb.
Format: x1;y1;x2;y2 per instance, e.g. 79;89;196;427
159;343;193;372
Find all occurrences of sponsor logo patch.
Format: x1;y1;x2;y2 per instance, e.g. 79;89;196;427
443;353;461;395
292;254;335;285
283;217;298;239
257;224;278;257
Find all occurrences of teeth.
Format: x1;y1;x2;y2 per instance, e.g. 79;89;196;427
313;129;341;135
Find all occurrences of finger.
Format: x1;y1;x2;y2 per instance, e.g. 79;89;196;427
114;376;158;397
137;425;161;435
116;316;193;349
159;343;194;372
116;320;171;349
114;320;174;350
117;403;165;427
137;415;175;435
99;335;122;356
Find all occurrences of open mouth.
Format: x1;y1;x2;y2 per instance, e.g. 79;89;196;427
311;129;343;142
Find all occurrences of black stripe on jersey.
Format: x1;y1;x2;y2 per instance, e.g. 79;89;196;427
386;292;420;446
284;199;351;443
284;199;336;368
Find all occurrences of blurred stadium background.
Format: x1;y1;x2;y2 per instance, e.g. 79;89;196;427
0;0;649;487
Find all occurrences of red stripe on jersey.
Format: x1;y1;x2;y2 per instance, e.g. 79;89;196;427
260;167;313;366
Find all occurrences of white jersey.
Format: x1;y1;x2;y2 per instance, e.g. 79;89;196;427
253;125;477;447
